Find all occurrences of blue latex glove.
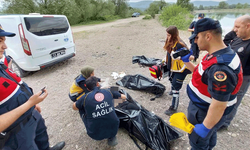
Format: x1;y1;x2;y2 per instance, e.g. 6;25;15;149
193;123;211;138
181;52;191;63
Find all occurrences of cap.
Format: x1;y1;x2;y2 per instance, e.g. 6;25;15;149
0;25;16;37
189;18;221;40
198;13;205;18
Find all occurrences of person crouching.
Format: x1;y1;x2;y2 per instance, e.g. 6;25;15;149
72;76;126;146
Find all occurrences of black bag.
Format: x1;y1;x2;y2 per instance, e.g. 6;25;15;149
115;90;183;150
116;74;166;100
132;55;162;67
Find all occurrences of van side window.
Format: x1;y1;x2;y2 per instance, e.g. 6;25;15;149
24;17;69;36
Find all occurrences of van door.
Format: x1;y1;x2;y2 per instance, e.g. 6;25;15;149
21;15;75;61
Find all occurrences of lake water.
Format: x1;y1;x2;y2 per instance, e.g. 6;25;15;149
194;12;249;36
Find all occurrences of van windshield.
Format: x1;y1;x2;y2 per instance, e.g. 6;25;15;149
24;17;69;36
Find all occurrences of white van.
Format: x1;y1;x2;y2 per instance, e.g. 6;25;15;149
0;14;76;77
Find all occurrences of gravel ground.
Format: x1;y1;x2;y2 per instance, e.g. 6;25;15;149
22;16;250;150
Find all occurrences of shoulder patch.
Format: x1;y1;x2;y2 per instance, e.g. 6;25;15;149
237;47;244;53
95;93;104;102
214;71;227;82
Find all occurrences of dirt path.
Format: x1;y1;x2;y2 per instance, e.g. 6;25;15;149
22;17;250;150
71;16;144;33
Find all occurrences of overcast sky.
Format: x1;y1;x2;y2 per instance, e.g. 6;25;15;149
129;0;226;3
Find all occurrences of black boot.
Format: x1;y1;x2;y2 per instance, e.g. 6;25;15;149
168;90;173;95
165;106;177;116
50;141;65;150
107;136;118;146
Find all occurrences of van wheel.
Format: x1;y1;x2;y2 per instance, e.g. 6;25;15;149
11;61;29;78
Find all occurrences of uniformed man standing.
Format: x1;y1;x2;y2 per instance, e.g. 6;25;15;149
181;18;243;149
72;76;126;146
0;25;65;150
222;15;250;129
188;13;205;61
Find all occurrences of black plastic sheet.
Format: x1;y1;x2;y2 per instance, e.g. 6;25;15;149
115;90;183;150
116;74;166;99
132;55;162;67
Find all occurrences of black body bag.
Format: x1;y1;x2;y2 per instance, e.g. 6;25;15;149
116;74;166;100
115;90;183;150
132;55;162;67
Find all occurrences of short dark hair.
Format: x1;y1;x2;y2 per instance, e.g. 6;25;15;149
209;27;222;36
85;76;99;91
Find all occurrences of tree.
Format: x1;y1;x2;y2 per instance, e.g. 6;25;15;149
3;0;37;14
218;1;228;9
236;3;243;9
146;2;158;18
176;0;193;11
228;4;236;9
146;1;168;18
198;5;204;10
2;0;129;25
159;4;193;30
156;0;167;11
88;0;115;20
111;0;129;17
243;3;249;9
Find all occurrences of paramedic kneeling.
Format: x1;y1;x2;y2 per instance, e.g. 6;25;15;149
72;76;126;147
182;18;243;149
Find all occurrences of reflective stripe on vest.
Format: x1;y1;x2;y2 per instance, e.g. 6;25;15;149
0;84;20;105
189;50;242;107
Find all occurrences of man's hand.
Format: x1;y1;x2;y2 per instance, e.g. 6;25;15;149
72;102;78;110
35;105;41;113
193;123;211;138
27;89;48;106
120;94;127;100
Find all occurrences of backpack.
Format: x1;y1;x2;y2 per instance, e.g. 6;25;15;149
149;64;163;80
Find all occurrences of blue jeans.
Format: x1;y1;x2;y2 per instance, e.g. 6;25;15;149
224;75;250;126
188;101;227;150
4;110;49;150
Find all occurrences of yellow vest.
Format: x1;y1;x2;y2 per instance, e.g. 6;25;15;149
170;42;188;73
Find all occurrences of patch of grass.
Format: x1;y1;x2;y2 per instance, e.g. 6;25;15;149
72;17;122;27
72;20;115;27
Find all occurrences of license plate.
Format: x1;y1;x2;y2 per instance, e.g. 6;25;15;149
51;50;65;58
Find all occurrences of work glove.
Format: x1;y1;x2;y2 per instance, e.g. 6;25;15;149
181;49;193;63
193;123;211;138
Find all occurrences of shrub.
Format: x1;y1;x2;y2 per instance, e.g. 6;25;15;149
143;15;152;20
159;4;193;30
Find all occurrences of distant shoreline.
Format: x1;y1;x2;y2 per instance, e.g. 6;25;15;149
194;9;249;14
